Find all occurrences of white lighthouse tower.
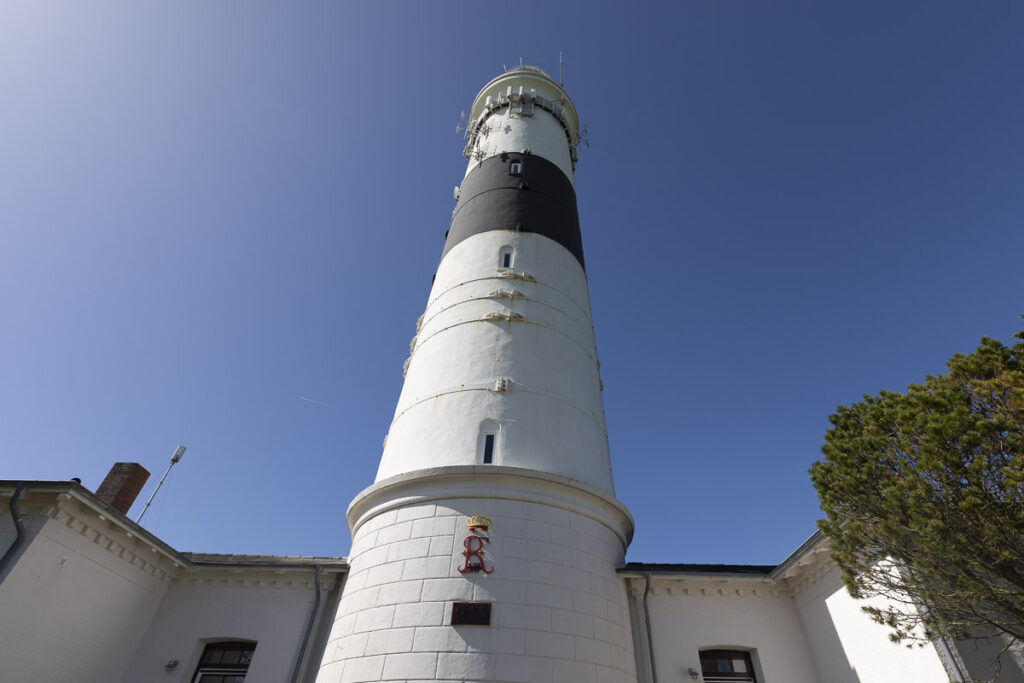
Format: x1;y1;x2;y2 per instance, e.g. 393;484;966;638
318;67;636;683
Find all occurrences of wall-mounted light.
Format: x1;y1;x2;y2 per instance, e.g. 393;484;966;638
164;660;179;672
687;667;701;680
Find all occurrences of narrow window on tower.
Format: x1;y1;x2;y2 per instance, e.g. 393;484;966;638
482;434;495;464
508;160;521;175
498;247;513;269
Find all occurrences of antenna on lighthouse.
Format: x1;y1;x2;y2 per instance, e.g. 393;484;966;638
560;52;564;85
136;445;187;523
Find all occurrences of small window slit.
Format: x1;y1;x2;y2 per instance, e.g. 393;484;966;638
483;434;495;464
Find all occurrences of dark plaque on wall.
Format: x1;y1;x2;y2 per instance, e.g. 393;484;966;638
451;601;492;625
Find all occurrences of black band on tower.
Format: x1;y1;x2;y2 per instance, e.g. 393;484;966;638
444;153;584;269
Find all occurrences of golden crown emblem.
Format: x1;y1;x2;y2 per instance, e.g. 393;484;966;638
466;516;491;530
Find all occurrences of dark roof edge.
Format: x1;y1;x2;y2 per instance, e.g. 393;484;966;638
619;562;776;576
619;528;830;581
183;553;349;570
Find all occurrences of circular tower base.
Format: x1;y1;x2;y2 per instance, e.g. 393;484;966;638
317;466;636;683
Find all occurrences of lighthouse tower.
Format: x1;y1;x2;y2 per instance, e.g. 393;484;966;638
318;67;636;683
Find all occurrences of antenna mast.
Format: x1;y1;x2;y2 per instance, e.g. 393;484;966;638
136;445;187;523
560;52;564;86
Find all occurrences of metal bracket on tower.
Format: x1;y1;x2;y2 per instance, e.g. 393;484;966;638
508;87;535;118
575;125;590;153
499;270;535;282
486;288;521;300
482;311;523;322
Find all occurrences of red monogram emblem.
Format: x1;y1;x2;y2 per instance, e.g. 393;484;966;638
458;534;493;574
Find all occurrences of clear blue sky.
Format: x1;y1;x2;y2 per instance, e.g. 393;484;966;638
2;2;1022;564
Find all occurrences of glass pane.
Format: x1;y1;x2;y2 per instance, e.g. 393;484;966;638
701;654;733;672
700;651;755;681
202;650;223;665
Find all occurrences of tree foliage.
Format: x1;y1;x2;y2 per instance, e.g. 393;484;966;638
810;325;1024;645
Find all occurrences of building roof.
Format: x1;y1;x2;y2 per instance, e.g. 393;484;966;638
184;553;349;569
621;531;833;583
620;562;776;576
1;480;348;572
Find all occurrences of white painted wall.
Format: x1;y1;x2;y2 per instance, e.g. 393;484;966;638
0;487;344;683
634;576;820;683
318;469;635;683
0;495;173;683
124;568;330;683
792;563;950;683
379;230;614;494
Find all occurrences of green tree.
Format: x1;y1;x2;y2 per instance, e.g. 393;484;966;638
810;325;1024;647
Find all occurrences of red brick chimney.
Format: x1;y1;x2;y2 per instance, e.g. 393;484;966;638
95;463;151;515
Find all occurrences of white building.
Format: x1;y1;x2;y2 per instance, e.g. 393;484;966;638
1;67;1019;683
0;474;346;683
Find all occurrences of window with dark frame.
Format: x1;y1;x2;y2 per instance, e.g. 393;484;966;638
502;252;512;268
509;161;521;175
699;650;756;683
483;433;495;464
192;641;256;683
